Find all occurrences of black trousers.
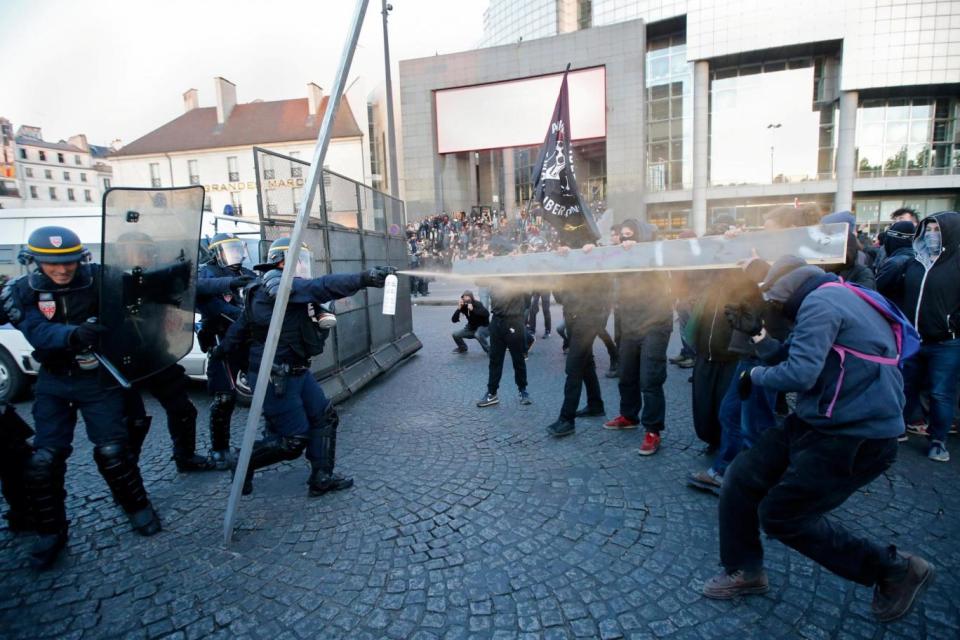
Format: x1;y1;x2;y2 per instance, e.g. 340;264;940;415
617;325;671;431
560;316;605;421
720;415;899;586
487;316;527;395
527;291;552;333
692;356;737;448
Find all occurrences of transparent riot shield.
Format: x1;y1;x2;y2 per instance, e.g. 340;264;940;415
98;186;205;385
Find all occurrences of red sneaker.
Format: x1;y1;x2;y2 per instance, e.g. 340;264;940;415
638;431;661;456
603;415;639;430
906;421;929;436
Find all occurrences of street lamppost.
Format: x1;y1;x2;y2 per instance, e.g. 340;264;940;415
767;123;781;183
382;0;400;199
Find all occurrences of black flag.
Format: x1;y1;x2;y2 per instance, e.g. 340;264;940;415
532;67;600;248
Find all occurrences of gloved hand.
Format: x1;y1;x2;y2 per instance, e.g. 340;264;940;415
737;369;754;401
724;304;764;336
230;275;256;290
262;269;282;298
207;344;225;361
70;322;107;349
361;266;397;288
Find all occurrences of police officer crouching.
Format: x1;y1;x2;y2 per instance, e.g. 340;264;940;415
215;237;394;497
3;227;161;569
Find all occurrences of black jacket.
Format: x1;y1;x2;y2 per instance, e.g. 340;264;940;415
902;211;960;343
488;287;528;320
876;246;915;314
616;272;672;336
452;300;489;330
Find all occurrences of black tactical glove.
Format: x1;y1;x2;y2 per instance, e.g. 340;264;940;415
207;344;225;361
70;322;107;349
361;266;397;288
737;369;754;401
230;275;256;290
262;269;282;298
724;304;763;337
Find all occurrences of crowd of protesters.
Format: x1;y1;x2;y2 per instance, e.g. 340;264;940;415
440;202;949;622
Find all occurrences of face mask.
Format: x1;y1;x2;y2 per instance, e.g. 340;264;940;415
925;229;942;255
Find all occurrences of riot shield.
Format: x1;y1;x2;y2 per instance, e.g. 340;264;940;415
98;186;205;385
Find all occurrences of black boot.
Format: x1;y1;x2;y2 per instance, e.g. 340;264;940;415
234;436;307;495
307;406;354;497
93;442;162;536
208;393;236;470
24;448;69;570
168;405;215;472
126;415;152;463
0;405;35;532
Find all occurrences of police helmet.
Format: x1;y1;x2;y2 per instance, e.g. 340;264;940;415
19;226;90;265
208;233;248;268
254;236;313;278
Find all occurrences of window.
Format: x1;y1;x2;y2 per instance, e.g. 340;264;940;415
57;152;64;163
292;187;303;214
188;159;199;185
856;96;959;177
227;156;239;182
104;178;111;189
289;151;302;178
149;163;161;187
261;154;275;179
29;186;37;199
265;189;277;215
74;155;81;165
48;187;57;200
25;168;33;178
322;164;331;188
63;171;70;181
84;189;92;202
44;169;52;179
67;188;75;201
203;195;212;212
646;32;693;191
39;151;46;161
80;173;87;182
18;149;26;160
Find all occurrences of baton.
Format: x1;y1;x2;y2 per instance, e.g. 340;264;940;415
92;351;132;389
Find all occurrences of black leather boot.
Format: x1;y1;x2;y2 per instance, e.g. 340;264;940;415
93;442;161;536
24;448;69;570
307;406;353;497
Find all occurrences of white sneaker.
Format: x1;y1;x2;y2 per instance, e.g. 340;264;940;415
928;441;950;463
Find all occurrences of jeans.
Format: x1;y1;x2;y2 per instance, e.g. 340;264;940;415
560;316;605;420
692;357;737;448
617;325;671;431
487;316;527;395
719;415;899;586
527;291;551;333
452;325;489;352
712;359;779;475
902;338;960;442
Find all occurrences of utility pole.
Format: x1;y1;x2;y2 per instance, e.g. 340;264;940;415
767;122;781;183
382;0;401;198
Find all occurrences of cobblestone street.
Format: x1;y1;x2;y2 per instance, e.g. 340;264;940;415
2;304;958;639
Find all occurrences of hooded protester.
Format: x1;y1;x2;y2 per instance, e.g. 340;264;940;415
900;211;960;462
603;220;673;456
875;220;917;313
703;256;933;623
821;211;876;289
451;290;490;354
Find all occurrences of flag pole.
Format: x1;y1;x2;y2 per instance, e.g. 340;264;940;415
223;0;371;545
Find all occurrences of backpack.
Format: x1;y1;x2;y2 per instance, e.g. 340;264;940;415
818;281;921;418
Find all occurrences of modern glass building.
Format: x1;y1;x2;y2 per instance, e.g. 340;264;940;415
482;0;960;231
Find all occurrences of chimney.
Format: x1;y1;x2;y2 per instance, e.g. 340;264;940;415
110;139;123;151
16;125;42;140
68;134;89;151
307;83;324;114
183;88;199;112
214;77;237;124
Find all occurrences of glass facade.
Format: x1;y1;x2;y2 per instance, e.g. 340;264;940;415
646;31;692;191
513;141;606;209
854;194;959;229
709;58;835;187
855;97;960;178
481;0;558;47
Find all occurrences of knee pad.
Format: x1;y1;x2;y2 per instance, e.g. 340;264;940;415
210;393;236;418
26;448;67;481
93;442;128;468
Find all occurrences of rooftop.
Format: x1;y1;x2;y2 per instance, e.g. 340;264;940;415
15;136;87;154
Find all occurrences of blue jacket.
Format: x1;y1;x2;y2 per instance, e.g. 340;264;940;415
875;246;915;314
197;262;256;329
752;284;905;439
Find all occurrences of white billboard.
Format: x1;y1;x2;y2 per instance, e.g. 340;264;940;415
434;67;606;154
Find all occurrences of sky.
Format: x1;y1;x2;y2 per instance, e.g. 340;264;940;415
0;0;488;145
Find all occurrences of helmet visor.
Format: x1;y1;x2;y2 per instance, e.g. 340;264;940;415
214;239;248;268
294;249;313;279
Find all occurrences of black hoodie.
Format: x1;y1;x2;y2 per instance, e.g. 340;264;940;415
902;211;960;343
616;220;673;336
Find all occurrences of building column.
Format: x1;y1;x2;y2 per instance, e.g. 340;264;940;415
835;90;858;213
467;151;478;209
502;148;516;216
692;60;709;236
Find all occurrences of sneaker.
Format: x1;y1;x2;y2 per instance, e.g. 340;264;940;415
542;331;551;339
668;354;685;364
638;431;661;456
676;357;695;369
603;415;639;430
906;420;929;436
897;433;909;443
702;569;769;599
688;469;722;496
872;553;934;622
452;346;468;354
574;405;605;418
477;393;499;408
928;440;950;462
519;390;532;405
546;419;575;438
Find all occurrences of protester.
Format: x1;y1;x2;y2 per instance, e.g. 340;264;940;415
821;211;876;289
704;256;933;623
451;291;490;354
875;220;917;313
476;280;531;408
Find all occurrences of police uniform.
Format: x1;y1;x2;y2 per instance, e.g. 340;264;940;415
0;296;34;532
3;226;161;569
219;237;393;496
195;234;256;468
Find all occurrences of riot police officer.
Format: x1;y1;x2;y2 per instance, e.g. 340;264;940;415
195;233;256;468
0;295;34;532
3;226;161;569
217;236;394;497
